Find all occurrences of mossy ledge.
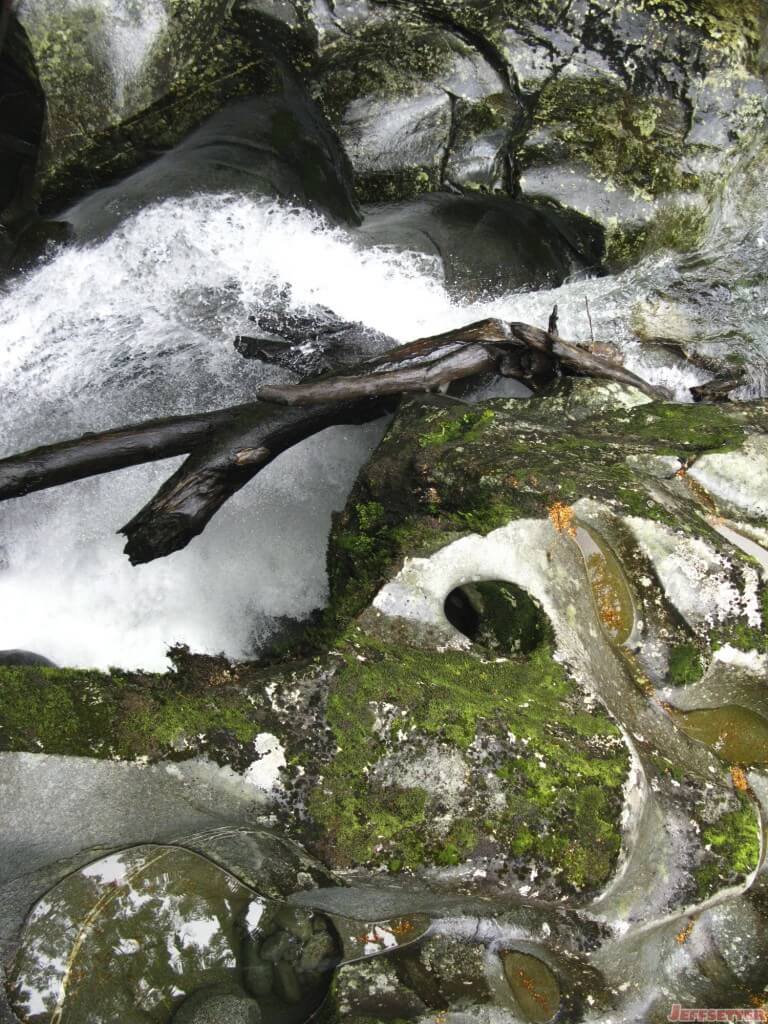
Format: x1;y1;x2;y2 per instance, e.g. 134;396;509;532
0;646;278;765
305;630;629;895
324;389;754;637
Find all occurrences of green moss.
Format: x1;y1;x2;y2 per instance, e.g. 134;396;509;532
606;204;709;268
695;798;761;899
614;403;745;453
324;394;748;637
25;3;113;165
306;636;628;891
668;643;705;686
419;407;496;447
354;167;439;204
531;77;697;199
317;22;456;126
37;0;276;211
0;664;262;760
633;0;762;55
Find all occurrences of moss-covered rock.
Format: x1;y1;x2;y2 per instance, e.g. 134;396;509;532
21;0;308;213
0;656;264;763
313;15;519;199
306;634;628;893
300;0;766;265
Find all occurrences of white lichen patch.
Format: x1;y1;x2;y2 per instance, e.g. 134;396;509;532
626;518;761;629
244;733;286;792
369;745;470;828
689;435;768;520
712;644;768;676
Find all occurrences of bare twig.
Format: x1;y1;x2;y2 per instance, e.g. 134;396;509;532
585;296;595;346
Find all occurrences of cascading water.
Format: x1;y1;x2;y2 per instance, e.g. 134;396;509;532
2;176;768;670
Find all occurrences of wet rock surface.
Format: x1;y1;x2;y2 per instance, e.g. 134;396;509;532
357;192;603;297
2;2;768;1022
64;67;361;241
2;382;767;1021
0;12;45;273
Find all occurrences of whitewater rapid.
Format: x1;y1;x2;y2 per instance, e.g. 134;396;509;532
0;193;749;669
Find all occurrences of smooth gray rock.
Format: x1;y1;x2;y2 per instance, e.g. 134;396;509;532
0;650;56;667
0;753;266;885
358;192;603;297
66;70;360;241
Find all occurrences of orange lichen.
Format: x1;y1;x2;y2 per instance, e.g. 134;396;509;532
389;918;415;936
548;502;576;537
675;920;694;944
731;765;750;792
512;968;552;1011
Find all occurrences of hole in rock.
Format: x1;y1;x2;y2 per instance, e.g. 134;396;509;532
444;581;552;654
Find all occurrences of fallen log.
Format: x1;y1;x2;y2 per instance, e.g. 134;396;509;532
0;317;665;565
508;322;665;398
0;406;245;500
257;318;666;405
120;397;394;564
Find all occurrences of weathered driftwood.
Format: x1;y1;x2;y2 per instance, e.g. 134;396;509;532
0;317;665;564
120;397;394;564
0;406;245;500
257;318;666;405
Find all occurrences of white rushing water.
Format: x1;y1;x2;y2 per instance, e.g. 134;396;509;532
0;191;763;669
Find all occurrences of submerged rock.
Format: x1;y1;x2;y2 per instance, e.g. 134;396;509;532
357;192;603;297
6;843;336;1024
65;67;360;241
173;987;262;1024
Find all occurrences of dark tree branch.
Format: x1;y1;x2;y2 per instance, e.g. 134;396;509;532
119;397;395;565
258;318;666;405
508;322;665;398
0;317;666;565
0;406;247;500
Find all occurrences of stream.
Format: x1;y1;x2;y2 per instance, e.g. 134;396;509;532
2;154;766;670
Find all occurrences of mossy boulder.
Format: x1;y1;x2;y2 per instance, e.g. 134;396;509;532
3;382;763;912
312;16;521;199
20;0;313;214
302;0;766;266
65;66;361;240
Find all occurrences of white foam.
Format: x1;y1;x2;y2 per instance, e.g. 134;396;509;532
0;192;763;668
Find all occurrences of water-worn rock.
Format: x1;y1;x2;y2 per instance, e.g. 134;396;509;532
65;66;360;241
1;383;767;1021
314;16;522;199
358;192;603;298
302;0;767;267
333;956;428;1020
173;986;262;1024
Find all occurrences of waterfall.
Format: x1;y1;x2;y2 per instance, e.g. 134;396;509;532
1;183;766;668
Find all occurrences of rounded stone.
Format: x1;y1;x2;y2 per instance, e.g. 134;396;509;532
172;987;261;1024
502;951;560;1023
